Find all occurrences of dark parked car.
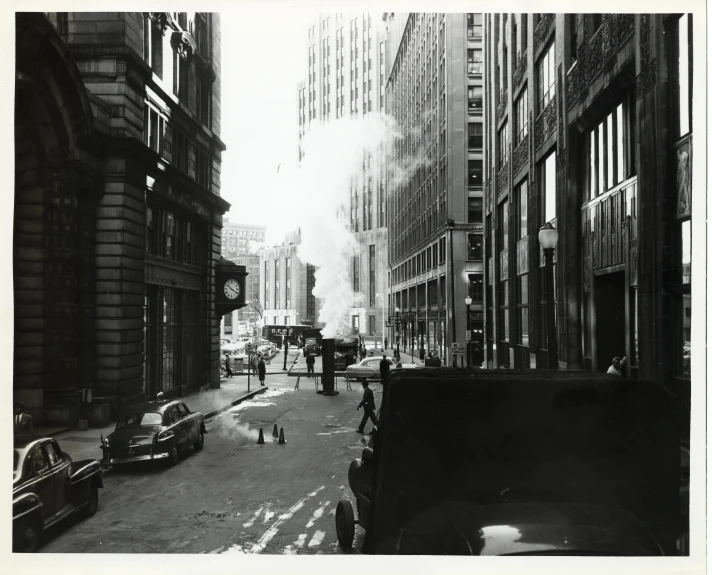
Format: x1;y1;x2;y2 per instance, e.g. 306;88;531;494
336;369;684;555
101;399;207;466
304;337;321;356
13;436;103;552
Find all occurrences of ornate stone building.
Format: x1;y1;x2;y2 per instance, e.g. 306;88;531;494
14;12;229;425
483;14;692;442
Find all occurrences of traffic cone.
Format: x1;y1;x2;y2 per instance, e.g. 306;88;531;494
257;428;265;444
278;428;286;444
272;424;279;438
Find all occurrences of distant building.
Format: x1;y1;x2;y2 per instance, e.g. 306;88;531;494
384;13;485;364
258;230;318;328
297;13;389;342
14;12;228;424
220;219;265;259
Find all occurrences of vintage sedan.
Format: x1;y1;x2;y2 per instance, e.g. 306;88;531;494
345;356;417;382
13;436;103;552
101;399;206;466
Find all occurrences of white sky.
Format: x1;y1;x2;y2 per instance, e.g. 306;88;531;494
220;7;313;231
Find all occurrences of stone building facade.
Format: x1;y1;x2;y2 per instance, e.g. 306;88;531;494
14;12;229;425
483;14;693;442
385;13;485;365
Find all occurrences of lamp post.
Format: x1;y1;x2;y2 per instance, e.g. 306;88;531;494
395;306;401;359
376;293;385;350
282;335;289;371
538;222;559;370
447;218;456;367
465;295;472;368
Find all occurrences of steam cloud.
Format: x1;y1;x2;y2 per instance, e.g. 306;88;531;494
262;113;427;338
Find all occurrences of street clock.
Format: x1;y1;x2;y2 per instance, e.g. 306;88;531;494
223;278;241;300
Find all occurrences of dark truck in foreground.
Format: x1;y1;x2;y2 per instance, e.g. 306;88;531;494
337;369;685;555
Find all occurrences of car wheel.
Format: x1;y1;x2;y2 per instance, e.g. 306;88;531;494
15;518;41;553
335;500;356;547
167;446;179;466
194;432;205;451
84;483;99;518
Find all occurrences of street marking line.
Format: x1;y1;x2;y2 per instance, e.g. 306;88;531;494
307;530;326;548
306;501;331;528
242;506;263;528
246;486;326;554
294;534;307;549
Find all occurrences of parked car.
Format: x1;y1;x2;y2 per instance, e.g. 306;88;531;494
304;337;321;356
336;369;683;555
101;399;206;467
257;343;277;359
13;436;103;552
345;356;417;381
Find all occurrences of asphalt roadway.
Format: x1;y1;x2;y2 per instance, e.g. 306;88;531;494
39;369;377;555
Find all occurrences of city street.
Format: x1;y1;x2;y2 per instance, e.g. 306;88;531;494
39;370;377;555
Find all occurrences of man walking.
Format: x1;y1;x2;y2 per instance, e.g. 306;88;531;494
306;352;315;375
258;356;267;386
356;380;378;434
224;352;233;378
14;402;34;436
379;354;390;385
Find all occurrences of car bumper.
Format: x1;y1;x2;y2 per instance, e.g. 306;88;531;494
105;452;169;465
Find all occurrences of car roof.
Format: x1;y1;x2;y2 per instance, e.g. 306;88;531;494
14;435;50;451
121;400;182;416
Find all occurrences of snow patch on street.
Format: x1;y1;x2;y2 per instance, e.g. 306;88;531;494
223;544;246;554
307;530;326;547
294;534;307;548
242;506;263;528
263;511;275;524
309;486;326;497
316;429;354;436
306;501;331;528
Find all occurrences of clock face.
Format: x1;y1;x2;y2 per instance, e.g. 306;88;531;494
223;278;241;300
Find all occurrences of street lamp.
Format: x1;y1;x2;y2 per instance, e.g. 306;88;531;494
395;306;401;360
447;218;457;368
538;222;559;370
465;295;472;368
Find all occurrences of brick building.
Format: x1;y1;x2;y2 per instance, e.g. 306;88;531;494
384;13;485;365
483;14;693;442
14;12;229;424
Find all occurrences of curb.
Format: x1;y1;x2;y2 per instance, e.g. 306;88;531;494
203;386;268;420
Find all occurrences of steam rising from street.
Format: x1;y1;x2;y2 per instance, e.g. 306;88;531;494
263;114;424;338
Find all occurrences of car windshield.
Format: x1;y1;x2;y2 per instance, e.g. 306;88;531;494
116;412;163;429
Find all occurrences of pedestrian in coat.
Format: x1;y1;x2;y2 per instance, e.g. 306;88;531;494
384;336;389;350
379;355;390;385
225;352;233;377
356;381;378;434
419;347;425;362
258;357;267;386
14;402;34;436
306;352;315;374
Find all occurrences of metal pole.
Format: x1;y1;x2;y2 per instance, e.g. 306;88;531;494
448;220;456;365
544;248;559;369
466;305;471;369
396;311;400;359
247;352;251;392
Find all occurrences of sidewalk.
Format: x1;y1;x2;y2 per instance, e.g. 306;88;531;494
31;377;268;463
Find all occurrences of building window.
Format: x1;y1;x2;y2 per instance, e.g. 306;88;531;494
274;259;281;309
674;14;693;139
468;197;483;224
264;262;269;308
499;280;509;342
368;315;376;336
468;234;483;261
223;313;232;334
164;212;175;259
537;41;555;113
467;13;483;39
514;86;528;146
173;130;189;173
469;273;484;303
146;207;155;255
518;274;529;346
468;123;483;150
468;159;483;188
353;256;360;292
468;86;483;113
195;13;209;57
587;100;631;200
499;199;509;250
498;121;510;168
147;17;163;79
161;288;177;391
467;49;483;74
197;78;211;126
195;148;210;189
569;14;578;64
174;51;189;101
516;180;528;239
369;245;376;307
540;151;556;223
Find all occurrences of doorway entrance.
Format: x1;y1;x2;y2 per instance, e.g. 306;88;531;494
594;271;626;372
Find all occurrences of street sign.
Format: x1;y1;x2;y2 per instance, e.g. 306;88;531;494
451;342;465;354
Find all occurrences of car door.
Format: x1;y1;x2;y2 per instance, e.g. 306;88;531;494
179;403;197;444
46;441;72;518
26;445;55;524
168;405;189;451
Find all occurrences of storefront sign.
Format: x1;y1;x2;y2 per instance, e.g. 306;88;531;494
145;261;201;291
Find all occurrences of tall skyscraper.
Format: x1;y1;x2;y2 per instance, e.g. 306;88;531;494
384;13;485;365
297;13;389;341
